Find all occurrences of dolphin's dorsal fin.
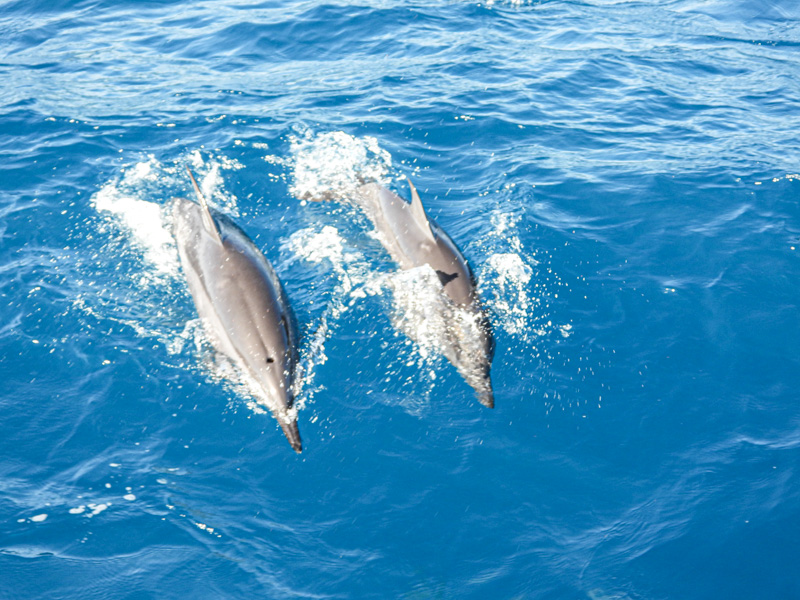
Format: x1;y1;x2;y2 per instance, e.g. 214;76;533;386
405;177;436;244
186;166;224;246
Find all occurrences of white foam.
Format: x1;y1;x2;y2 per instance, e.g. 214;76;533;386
92;182;178;281
30;513;48;523
288;130;393;200
285;225;348;269
284;225;369;307
87;503;109;516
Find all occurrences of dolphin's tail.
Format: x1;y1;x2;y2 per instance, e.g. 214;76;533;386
279;417;303;454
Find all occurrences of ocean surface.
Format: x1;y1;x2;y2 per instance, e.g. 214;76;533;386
2;0;799;598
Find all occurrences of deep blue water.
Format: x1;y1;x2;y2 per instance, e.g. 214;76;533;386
2;0;800;598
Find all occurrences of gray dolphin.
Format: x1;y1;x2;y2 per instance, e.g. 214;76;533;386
350;179;495;408
173;168;302;452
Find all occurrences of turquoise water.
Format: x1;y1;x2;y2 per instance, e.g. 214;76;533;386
2;1;800;598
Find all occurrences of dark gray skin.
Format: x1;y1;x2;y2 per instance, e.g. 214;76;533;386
173;172;302;452
353;180;495;408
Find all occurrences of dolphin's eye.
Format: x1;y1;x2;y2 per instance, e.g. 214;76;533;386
266;357;275;364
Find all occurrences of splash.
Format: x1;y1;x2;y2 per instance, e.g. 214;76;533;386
475;209;554;341
385;266;459;363
482;253;534;336
283;224;366;313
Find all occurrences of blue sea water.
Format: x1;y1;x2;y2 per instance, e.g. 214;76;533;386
2;0;800;598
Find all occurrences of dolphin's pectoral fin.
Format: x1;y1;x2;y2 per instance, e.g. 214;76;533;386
405;177;437;245
436;270;459;287
279;316;291;345
186;166;224;247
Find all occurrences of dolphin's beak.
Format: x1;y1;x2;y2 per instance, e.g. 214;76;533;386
475;372;494;409
477;388;495;409
280;419;303;453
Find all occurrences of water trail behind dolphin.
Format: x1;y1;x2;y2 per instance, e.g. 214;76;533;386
286;131;506;407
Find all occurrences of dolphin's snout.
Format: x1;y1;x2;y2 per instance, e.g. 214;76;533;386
474;370;494;409
281;419;303;454
478;387;495;409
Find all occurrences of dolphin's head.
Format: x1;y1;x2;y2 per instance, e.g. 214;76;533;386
255;375;302;453
252;359;302;454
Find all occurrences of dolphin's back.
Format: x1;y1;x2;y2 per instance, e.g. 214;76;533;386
355;183;477;307
172;197;302;451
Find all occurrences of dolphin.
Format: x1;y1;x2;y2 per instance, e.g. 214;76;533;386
172;168;302;452
347;178;495;408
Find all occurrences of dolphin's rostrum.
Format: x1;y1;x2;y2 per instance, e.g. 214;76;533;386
347;178;495;408
173;168;302;452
